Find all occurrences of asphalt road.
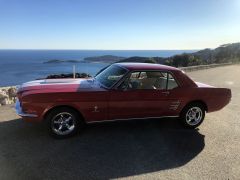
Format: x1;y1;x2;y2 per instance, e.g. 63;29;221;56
0;65;239;180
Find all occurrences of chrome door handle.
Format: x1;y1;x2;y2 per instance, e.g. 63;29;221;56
162;91;170;95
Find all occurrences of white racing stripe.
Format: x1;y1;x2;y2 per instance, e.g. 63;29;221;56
21;78;92;87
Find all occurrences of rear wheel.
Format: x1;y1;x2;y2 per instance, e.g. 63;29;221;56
180;103;205;128
46;107;84;138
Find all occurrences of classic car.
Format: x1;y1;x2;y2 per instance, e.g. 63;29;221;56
15;63;231;138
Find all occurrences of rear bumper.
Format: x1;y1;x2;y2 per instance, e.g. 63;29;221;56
15;99;38;118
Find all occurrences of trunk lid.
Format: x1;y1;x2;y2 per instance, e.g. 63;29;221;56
195;82;214;88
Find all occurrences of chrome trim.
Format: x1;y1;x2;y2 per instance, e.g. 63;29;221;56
15;100;38;118
186;107;203;126
51;112;76;135
87;116;179;124
169;100;181;110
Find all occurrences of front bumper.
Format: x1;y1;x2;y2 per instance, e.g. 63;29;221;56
15;99;38;118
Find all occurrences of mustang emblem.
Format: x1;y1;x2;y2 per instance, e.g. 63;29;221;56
93;106;100;112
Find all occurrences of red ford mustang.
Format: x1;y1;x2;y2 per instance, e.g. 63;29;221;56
15;63;231;138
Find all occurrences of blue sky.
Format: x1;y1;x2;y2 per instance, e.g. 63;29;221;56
0;0;240;50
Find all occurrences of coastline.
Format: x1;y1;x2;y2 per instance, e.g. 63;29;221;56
1;43;238;86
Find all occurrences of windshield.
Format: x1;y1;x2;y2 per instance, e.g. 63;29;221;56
95;65;128;88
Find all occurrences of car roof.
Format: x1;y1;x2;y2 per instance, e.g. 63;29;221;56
114;62;180;72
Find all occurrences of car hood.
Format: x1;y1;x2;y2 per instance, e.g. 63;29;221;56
17;78;105;93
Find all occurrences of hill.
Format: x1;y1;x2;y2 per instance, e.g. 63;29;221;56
43;59;81;64
84;55;125;63
45;43;240;67
120;42;240;67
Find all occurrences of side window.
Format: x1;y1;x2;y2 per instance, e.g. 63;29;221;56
130;72;140;79
167;73;178;90
127;72;142;89
119;71;178;90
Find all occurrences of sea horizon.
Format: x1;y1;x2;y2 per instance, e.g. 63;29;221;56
0;49;197;86
0;48;199;51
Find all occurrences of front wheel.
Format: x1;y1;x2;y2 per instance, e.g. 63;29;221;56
46;107;83;138
180;103;205;128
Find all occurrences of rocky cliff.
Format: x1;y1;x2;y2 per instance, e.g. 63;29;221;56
0;87;17;106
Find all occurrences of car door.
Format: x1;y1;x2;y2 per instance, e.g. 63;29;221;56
108;71;180;120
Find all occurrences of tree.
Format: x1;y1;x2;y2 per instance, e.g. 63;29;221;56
144;58;157;64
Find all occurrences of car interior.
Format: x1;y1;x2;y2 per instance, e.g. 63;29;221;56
123;71;178;90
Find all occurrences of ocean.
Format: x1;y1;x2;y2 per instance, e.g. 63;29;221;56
0;50;196;87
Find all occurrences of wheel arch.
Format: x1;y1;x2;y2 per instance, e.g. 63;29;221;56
181;100;208;113
43;105;86;123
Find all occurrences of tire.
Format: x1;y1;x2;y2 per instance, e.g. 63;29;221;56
180;102;205;129
46;107;84;138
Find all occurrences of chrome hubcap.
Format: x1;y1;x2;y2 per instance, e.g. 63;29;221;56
52;112;76;135
186;107;202;126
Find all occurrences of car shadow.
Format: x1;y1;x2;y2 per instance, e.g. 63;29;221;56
0;118;205;179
